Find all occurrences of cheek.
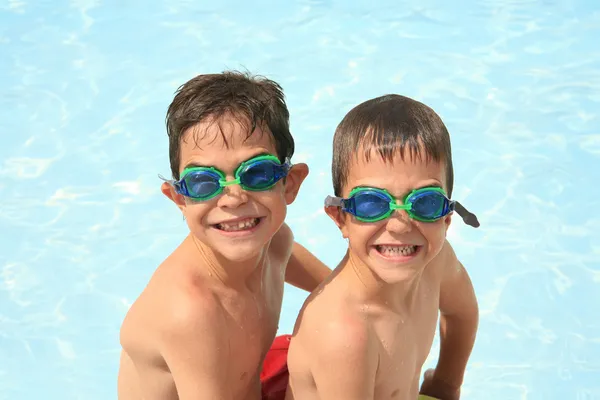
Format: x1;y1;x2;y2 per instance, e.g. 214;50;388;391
346;220;383;249
182;202;210;222
258;190;286;207
418;222;447;247
253;192;288;222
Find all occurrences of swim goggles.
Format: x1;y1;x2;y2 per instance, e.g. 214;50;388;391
160;154;291;201
325;186;480;227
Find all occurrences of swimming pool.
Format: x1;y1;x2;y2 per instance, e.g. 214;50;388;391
1;0;599;398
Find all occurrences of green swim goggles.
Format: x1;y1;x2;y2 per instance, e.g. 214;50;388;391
160;154;291;201
325;186;479;227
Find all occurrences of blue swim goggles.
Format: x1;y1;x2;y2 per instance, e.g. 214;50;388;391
160;154;291;201
325;186;479;227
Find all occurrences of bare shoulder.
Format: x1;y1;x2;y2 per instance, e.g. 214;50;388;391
269;222;295;262
438;239;467;280
440;239;459;263
164;279;222;339
154;263;223;342
289;290;379;399
119;267;163;355
120;255;221;356
436;240;478;317
272;222;294;251
294;291;373;361
118;243;234;398
426;239;461;281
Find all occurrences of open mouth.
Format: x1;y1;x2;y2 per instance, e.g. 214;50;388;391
375;244;420;258
215;217;261;232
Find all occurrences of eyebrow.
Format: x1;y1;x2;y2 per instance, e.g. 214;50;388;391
182;162;210;170
415;182;443;190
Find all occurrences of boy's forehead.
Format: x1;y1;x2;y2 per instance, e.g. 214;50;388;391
345;147;446;190
177;114;278;172
353;145;437;167
181;114;276;153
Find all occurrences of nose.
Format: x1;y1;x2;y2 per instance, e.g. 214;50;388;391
385;210;413;234
216;180;248;208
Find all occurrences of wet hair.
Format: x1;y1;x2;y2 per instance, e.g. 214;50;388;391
165;70;294;179
332;94;454;197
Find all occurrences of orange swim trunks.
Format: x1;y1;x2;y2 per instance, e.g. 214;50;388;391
260;334;291;400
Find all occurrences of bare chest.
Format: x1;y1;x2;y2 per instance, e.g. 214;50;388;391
219;271;285;384
374;292;440;399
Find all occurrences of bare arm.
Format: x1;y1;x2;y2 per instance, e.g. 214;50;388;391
159;293;234;400
432;243;479;390
285;241;332;292
117;350;142;399
276;223;331;292
294;316;378;400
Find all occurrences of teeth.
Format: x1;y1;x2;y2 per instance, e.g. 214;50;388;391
217;218;259;232
376;245;417;256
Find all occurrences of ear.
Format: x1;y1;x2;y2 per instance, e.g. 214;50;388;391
283;162;309;204
324;204;349;239
161;182;186;212
443;213;452;235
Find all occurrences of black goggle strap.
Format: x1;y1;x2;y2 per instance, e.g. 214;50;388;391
453;201;480;228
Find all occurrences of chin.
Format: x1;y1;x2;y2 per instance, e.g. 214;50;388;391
202;233;263;260
371;266;423;284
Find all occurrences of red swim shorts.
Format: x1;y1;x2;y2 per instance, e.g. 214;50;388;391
260;334;291;400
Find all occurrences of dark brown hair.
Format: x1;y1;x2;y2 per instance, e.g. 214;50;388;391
332;94;454;197
165;70;294;179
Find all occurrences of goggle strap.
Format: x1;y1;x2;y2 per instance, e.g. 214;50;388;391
158;173;187;196
454;201;480;228
324;195;344;208
157;173;171;183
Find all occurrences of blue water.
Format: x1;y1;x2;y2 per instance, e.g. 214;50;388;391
1;1;599;399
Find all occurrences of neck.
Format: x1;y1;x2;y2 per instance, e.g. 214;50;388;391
187;234;267;291
342;250;423;314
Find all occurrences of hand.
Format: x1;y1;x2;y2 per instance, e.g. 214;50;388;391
419;368;461;400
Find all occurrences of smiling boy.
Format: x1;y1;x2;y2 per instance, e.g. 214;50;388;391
117;71;331;400
285;94;480;400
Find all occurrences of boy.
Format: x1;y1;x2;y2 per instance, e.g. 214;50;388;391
117;71;331;400
285;94;480;400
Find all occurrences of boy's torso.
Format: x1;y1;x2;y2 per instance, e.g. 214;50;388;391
289;254;443;400
118;234;289;400
371;279;439;399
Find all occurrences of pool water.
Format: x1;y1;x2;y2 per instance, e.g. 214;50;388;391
1;1;599;399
